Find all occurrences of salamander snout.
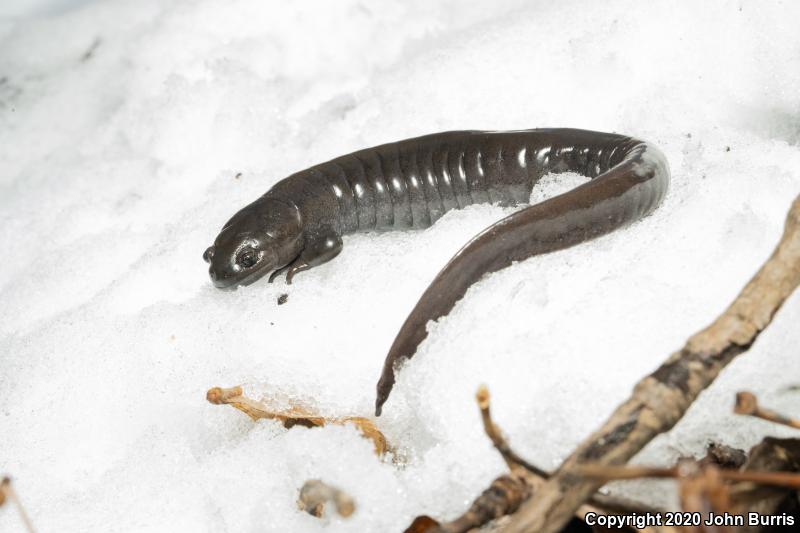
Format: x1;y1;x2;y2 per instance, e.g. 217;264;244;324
206;237;278;289
205;198;305;289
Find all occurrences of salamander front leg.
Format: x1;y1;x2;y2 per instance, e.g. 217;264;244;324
268;264;291;283
283;232;343;285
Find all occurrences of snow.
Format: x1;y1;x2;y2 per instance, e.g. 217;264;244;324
1;0;799;530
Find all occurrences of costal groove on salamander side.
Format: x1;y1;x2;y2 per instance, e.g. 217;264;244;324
365;130;668;415
207;128;670;414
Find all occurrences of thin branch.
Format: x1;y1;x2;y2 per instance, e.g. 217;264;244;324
503;195;800;533
676;464;732;533
734;391;800;429
476;386;548;477
577;463;800;489
0;477;36;533
579;441;800;533
408;387;679;533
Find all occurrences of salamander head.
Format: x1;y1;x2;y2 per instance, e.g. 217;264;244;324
204;198;304;289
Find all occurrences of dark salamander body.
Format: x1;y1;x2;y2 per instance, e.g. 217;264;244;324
204;128;670;415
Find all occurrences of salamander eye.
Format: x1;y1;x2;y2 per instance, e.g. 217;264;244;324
236;248;258;268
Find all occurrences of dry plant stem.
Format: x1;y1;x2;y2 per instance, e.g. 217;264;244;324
677;464;732;533
577;463;800;489
0;477;36;533
420;388;542;533
476;386;548;477
423;387;677;533
437;474;533;533
206;386;388;454
504;195;800;533
734;391;800;429
575;465;800;489
297;479;355;518
567;457;800;530
477;386;669;517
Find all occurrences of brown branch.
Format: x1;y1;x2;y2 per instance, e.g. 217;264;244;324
297;479;355;518
734;391;800;429
677;464;732;533
0;477;36;533
576;439;800;533
407;387;679;533
206;385;388;455
476;385;548;477
432;474;534;533
579;458;800;533
503;194;800;533
577;463;800;489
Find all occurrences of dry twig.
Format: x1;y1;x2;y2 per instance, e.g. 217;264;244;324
406;387;678;533
206;386;388;454
676;463;732;533
297;479;355;518
0;477;36;533
577;463;800;490
504;195;800;533
578;449;800;533
734;391;800;429
476;386;548;477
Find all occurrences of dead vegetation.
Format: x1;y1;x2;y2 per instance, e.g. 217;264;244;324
202;196;800;530
206;385;389;455
501;194;800;533
402;195;800;532
734;392;800;430
0;477;36;533
404;386;680;533
297;479;355;518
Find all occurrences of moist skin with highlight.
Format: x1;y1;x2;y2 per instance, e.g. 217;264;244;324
204;128;671;415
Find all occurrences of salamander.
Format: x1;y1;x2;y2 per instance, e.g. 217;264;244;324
204;128;670;415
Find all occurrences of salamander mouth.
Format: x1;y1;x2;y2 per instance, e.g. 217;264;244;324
210;260;274;290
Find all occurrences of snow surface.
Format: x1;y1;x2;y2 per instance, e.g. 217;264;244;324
1;0;800;531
